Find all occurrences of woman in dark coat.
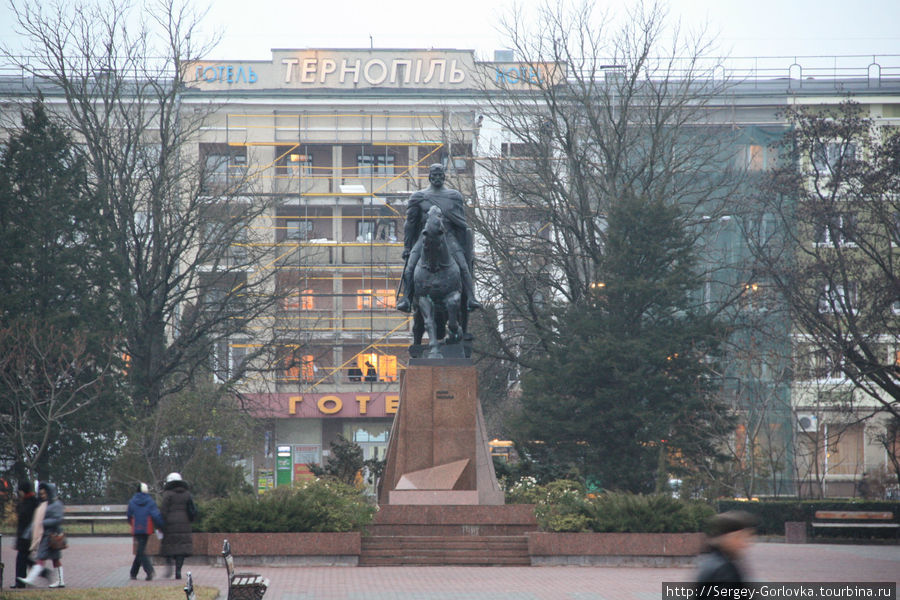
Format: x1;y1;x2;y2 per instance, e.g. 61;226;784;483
18;482;66;588
14;480;39;587
160;472;194;579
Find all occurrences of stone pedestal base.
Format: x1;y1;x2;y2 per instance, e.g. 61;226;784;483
379;361;503;505
388;490;481;505
784;521;808;544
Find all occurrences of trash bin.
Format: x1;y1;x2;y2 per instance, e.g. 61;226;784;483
784;521;807;544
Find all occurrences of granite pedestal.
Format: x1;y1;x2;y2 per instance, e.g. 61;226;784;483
378;360;504;506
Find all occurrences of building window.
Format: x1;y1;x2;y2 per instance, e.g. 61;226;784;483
201;148;247;193
375;290;396;309
357;289;396;309
357;289;373;309
814;212;857;246
810;349;844;380
284;219;314;241
354;353;397;382
818;282;858;313
357;220;375;242
290;153;313;177
820;423;864;475
891;213;900;246
213;339;248;383
275;147;312;176
358;154;395;177
203;287;226;313
745;144;765;171
378;354;398;382
357;154;375;176
231;342;248;376
230;227;248;261
741;282;774;312
212;340;228;383
352;428;388;443
283;289;315;310
283;359;299;381
812;141;857;174
301;355;316;382
283;353;316;382
376;155;395;176
443;155;468;172
376;219;397;241
299;290;315;310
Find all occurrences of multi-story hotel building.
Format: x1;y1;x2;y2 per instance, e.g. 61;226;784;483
3;47;898;496
179;49;507;490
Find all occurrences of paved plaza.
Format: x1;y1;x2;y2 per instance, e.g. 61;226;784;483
1;537;898;599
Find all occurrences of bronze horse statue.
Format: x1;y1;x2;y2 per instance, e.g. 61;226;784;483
411;205;463;357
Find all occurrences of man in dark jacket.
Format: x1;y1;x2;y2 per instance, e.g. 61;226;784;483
695;510;758;592
127;482;164;580
14;479;39;587
160;472;195;579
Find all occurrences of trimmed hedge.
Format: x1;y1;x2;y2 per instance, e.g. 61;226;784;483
591;492;713;533
716;500;900;536
197;479;375;533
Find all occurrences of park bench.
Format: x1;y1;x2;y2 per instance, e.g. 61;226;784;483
811;510;899;541
65;504;128;534
222;539;268;600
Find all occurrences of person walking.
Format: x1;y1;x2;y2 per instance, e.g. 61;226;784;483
17;481;66;588
695;510;758;591
13;479;39;588
127;482;164;581
159;472;195;579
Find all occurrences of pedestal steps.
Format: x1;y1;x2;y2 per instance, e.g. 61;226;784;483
359;535;531;566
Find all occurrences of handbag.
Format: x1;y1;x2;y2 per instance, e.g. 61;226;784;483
48;531;68;550
186;496;198;522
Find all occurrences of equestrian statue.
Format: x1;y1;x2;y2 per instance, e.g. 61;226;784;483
397;163;481;357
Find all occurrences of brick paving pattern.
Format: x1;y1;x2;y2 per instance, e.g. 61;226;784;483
1;537;897;599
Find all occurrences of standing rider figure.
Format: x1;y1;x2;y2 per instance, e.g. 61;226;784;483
396;163;482;313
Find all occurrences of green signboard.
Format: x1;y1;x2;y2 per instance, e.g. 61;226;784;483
276;445;292;487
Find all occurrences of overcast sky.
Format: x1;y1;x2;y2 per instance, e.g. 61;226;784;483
1;0;898;64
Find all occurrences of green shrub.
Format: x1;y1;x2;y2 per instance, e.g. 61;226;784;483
533;479;593;532
590;492;713;533
198;479;375;533
525;479;715;533
501;475;544;504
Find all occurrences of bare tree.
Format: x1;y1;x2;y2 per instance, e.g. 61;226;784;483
870;417;900;491
710;337;793;499
469;0;744;368
746;100;900;484
3;0;286;417
457;1;752;490
0;323;109;479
